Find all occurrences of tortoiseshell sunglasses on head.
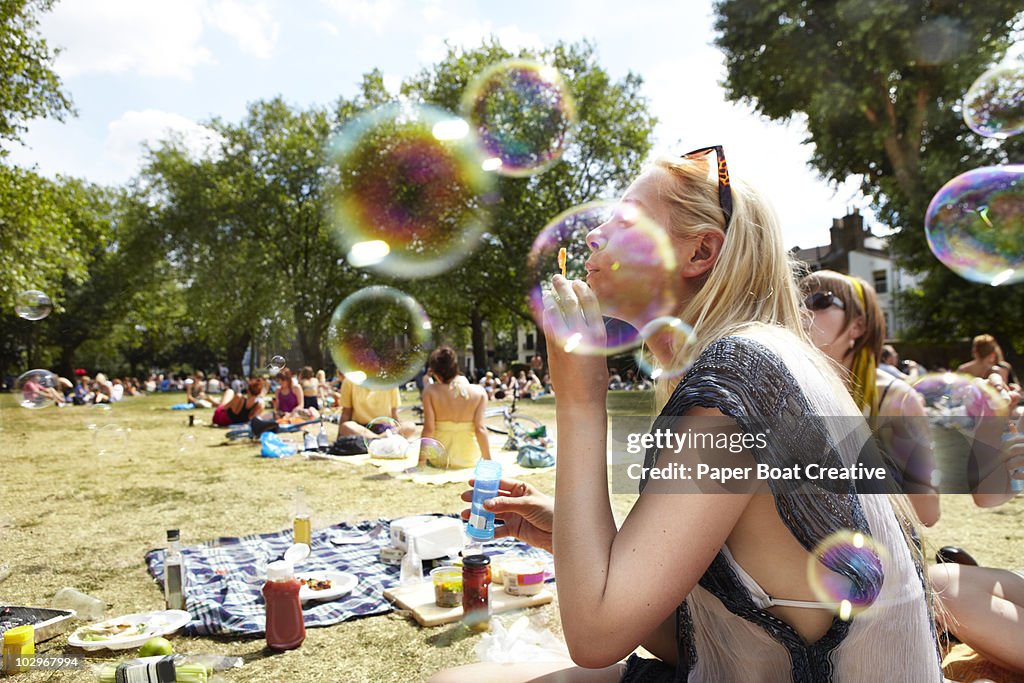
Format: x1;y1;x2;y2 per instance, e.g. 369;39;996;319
682;145;733;233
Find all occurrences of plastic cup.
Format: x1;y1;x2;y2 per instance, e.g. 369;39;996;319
431;566;462;608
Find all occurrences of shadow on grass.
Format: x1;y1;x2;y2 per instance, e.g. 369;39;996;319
425;622;475;648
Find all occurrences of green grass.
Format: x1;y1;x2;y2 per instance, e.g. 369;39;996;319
1;391;1021;682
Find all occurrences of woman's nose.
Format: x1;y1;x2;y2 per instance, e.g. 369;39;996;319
586;225;607;252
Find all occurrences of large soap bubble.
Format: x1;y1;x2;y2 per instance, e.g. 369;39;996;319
328;286;433;390
924;165;1024;286
15;290;53;321
527;201;678;356
461;59;576;177
963;63;1024;139
327;102;497;278
16;369;60;409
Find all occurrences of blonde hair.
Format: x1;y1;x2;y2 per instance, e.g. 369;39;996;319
650;156;814;406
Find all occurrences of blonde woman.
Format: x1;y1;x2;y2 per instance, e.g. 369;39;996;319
430;148;939;681
418;346;490;469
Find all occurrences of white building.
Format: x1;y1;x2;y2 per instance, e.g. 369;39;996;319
790;210;919;337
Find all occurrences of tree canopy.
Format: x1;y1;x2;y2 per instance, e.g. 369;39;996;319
714;0;1024;360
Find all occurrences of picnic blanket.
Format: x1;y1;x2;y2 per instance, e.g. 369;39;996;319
145;517;552;636
310;434;554;485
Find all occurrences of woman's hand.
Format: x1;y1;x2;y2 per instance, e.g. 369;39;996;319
460;478;553;552
543;275;609;406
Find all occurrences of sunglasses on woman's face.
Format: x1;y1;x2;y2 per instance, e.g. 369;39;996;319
803;291;846;312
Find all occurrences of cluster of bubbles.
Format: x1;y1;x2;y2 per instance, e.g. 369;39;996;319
910;371;1008;427
806;530;887;621
328;287;433;391
926;59;1023;286
526;201;678;356
15;290;52;321
322;60;578;386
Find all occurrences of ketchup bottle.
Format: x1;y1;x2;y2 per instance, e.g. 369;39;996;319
263;543;309;651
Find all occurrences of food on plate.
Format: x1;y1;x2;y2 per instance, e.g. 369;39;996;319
299;577;333;591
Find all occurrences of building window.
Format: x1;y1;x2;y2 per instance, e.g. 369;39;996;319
873;269;888;294
525;333;535;351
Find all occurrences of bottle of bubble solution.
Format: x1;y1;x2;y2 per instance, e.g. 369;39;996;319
164;529;185;611
466;460;502;542
263;543;309;651
293;487;312;548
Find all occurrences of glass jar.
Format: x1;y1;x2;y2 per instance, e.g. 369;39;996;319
461;554;491;632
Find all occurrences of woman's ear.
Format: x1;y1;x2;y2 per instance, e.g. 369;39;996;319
679;230;725;278
849;314;867;341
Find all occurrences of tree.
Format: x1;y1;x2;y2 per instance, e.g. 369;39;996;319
0;0;74;155
400;40;657;370
713;0;1024;362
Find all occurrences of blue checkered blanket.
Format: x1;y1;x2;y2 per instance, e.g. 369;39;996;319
144;517;552;636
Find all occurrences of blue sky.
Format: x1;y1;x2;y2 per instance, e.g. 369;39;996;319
10;0;883;249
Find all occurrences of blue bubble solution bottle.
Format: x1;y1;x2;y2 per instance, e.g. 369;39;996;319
466;460;502;542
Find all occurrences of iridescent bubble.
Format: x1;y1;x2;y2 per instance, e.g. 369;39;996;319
326;102;496;278
16;369;60;409
363;415;401;450
268;355;287;372
807;530;888;621
911;372;1009;424
527;201;678;356
909;16;967;66
178;433;196;453
82;403;113;431
15;290;53;321
924;165;1024;286
93;423;129;456
461;59;576;177
633;317;696;382
328;286;433;390
963;63;1024;139
406;437;448;468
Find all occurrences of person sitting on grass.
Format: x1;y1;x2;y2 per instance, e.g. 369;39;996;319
337;375;415;441
958;334;1011;385
212;377;267;426
272;367;309;418
417;346;490;469
184;370;211;407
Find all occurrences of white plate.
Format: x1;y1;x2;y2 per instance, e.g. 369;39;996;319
68;610;191;651
298;571;357;603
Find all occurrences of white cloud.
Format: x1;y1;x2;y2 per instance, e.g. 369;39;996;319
321;0;398;33
317;19;339;35
416;20;544;64
205;0;280;59
105;110;223;177
42;0;212;80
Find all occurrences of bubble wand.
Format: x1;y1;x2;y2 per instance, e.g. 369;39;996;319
558;247;567;278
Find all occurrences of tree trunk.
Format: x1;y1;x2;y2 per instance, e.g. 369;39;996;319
226;330;252;376
296;323;325;371
57;343;78;378
470;306;487;377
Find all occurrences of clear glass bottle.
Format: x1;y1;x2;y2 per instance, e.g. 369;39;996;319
317;421;330;451
164;529;185;610
293;487;312;547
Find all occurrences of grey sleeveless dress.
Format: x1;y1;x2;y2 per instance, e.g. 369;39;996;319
621;335;942;683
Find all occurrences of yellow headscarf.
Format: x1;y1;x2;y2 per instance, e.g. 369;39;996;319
846;276;877;418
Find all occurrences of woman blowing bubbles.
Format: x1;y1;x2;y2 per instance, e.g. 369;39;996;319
430;148;941;682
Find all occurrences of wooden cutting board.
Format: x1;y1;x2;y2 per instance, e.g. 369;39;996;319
384;581;554;627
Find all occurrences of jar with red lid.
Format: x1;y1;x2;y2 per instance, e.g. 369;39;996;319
462;554;491;632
